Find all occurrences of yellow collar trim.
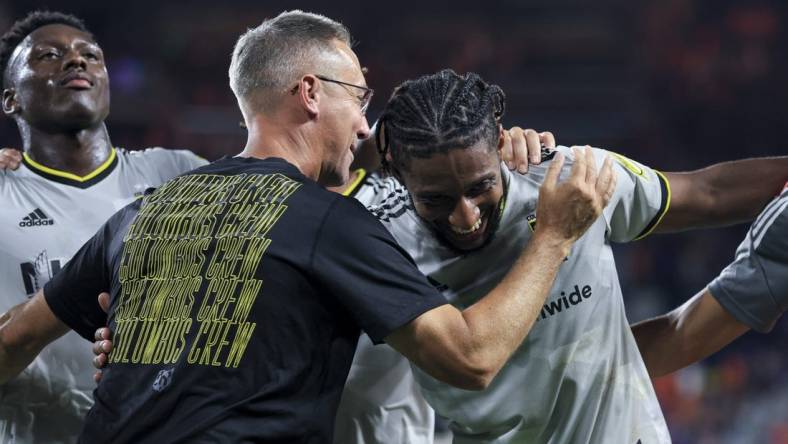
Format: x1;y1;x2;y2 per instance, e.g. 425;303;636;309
341;168;367;197
23;148;117;182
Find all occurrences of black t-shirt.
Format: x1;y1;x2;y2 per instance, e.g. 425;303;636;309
44;157;446;443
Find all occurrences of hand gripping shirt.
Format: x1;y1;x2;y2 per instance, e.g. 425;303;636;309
709;184;788;332
370;146;672;443
0;147;205;444
334;170;436;444
42;157;447;444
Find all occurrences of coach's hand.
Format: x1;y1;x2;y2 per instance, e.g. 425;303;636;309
536;146;616;244
92;292;113;383
0;148;21;171
499;127;555;174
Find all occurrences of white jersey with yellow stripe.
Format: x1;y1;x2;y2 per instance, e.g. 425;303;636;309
333;169;436;444
0;147;206;444
369;146;671;443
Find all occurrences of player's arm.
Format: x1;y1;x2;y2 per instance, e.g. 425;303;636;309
631;288;749;378
635;195;787;377
386;148;616;389
654;157;788;233
0;290;69;383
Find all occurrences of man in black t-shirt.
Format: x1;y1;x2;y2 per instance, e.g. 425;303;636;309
0;10;615;443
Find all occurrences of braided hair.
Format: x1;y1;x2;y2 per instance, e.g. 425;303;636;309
376;69;505;173
0;11;91;88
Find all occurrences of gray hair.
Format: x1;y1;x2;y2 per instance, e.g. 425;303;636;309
229;10;351;110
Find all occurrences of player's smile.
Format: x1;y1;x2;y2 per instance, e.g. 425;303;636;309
399;140;504;252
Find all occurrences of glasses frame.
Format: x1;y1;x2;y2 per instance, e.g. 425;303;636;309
315;74;374;115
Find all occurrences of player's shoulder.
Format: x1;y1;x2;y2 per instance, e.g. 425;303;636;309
750;188;788;255
366;182;413;225
117;146;201;163
354;172;407;207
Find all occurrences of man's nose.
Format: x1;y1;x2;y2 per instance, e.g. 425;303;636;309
448;198;480;229
63;50;87;71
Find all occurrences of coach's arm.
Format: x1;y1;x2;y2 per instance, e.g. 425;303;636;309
0;290;69;383
654;156;788;232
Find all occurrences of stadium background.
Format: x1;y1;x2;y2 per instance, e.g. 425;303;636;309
1;0;786;442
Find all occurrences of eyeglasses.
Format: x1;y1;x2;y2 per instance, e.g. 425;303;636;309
315;75;374;115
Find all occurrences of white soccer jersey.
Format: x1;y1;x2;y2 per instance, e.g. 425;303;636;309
0;147;206;444
333;169;436;444
369;146;672;443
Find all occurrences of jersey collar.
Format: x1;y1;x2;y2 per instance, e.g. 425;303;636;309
22;148;118;189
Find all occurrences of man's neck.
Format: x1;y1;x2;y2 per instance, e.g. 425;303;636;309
22;123;113;177
239;114;322;182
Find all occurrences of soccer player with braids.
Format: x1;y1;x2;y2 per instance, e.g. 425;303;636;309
346;69;786;442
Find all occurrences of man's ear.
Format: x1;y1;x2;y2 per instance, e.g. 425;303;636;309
295;75;321;117
496;123;505;150
2;88;20;116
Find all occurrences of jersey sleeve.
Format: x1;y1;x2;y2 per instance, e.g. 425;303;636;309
311;196;447;344
595;149;670;242
350;171;406;208
708;193;788;333
139;147;209;181
43;205;134;340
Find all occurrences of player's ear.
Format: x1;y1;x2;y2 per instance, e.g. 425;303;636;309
2;88;20;116
497;123;505;150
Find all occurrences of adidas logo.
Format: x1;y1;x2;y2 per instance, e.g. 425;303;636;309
19;208;55;227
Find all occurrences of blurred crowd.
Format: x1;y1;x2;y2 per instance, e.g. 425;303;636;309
1;0;786;441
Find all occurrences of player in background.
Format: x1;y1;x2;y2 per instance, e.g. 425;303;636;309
633;182;788;377
0;11;206;443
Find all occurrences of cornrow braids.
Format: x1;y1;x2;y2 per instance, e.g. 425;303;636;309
0;11;90;88
376;69;505;173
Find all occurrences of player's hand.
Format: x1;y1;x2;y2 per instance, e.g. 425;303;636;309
0;148;22;171
536;146;616;243
92;292;113;383
500;128;555;174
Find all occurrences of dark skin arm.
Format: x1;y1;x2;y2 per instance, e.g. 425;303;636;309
632;288;750;378
656;157;788;233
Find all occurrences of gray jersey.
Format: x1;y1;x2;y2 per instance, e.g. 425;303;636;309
333;169;435;444
371;146;671;443
709;184;788;333
0;148;206;444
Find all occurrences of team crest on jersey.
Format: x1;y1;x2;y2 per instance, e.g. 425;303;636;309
18;208;55;227
19;250;63;296
152;368;175;392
